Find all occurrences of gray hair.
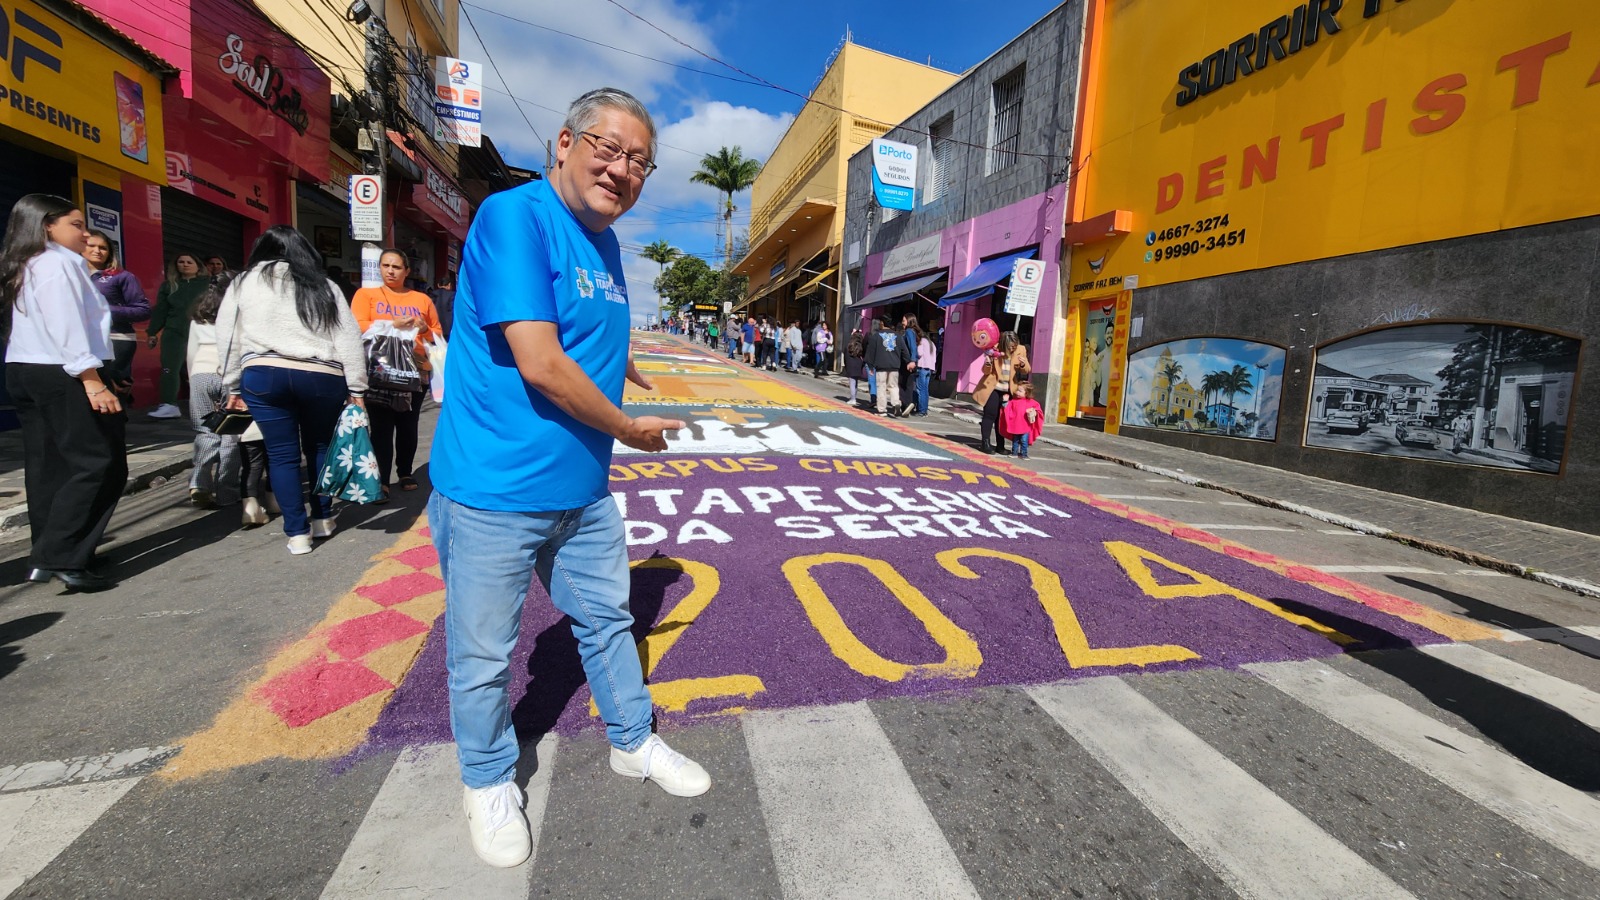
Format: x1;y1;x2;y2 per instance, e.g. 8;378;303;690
564;87;657;159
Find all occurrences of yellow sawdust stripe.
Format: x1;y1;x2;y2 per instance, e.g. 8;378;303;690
161;520;441;781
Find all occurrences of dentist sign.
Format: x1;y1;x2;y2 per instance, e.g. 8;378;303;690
871;138;917;211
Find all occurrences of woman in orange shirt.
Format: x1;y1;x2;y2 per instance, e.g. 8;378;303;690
352;249;441;499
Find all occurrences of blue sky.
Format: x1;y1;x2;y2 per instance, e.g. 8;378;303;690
457;0;1062;321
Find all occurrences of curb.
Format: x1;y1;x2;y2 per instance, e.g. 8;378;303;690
942;410;1600;600
0;451;194;539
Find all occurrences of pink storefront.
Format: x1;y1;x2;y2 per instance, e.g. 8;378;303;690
78;0;331;402
857;184;1067;396
81;0;329;281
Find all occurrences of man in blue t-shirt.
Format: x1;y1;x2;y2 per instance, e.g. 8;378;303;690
428;88;709;869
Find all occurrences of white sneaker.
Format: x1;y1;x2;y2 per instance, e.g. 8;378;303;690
286;534;313;555
309;518;337;539
241;498;267;527
609;734;710;797
462;783;531;868
148;403;182;419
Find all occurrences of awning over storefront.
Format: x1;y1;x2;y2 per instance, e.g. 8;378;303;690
937;249;1037;307
853;271;945;309
794;266;837;299
733;264;809;313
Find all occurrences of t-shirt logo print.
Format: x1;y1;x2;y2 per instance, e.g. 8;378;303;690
574;267;596;299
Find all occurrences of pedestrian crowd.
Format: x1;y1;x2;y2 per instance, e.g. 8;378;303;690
1;189;457;586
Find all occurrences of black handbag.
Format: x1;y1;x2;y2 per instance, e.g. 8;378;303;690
201;408;253;436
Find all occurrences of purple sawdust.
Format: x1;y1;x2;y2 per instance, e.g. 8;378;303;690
360;456;1446;755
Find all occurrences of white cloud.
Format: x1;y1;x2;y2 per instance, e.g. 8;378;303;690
454;2;793;325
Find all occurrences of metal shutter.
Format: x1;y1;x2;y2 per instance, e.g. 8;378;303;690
160;187;246;269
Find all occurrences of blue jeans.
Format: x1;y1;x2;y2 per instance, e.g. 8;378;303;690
867;368;877;398
1011;434;1032;456
915;368;932;415
430;492;654;788
240;366;347;537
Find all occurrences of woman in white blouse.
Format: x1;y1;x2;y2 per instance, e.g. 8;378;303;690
0;194;128;592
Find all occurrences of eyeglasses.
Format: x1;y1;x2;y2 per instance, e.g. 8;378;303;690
577;131;657;179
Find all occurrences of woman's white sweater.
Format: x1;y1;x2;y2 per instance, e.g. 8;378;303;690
217;263;367;395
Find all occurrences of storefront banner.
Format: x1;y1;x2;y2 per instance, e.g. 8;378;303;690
1069;1;1600;299
432;57;482;147
189;0;330;181
871;138;917;211
879;232;942;282
0;0;165;182
163;100;272;222
408;161;469;242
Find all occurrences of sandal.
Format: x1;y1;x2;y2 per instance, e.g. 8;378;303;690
399;476;419;491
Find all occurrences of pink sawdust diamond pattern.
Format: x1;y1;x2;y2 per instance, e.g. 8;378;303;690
325;610;431;660
391;544;440;570
257;658;392;727
355;571;445;607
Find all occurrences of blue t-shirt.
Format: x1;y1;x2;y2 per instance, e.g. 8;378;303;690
431;179;631;511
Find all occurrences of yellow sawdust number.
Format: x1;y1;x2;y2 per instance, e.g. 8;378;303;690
782;553;985;682
939;548;1200;668
589;557;765;718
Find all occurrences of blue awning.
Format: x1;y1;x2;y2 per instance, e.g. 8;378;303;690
852;270;946;309
937;249;1037;308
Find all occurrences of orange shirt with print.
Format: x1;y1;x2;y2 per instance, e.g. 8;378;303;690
352;286;443;377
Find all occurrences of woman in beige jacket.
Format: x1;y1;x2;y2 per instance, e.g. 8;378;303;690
974;332;1030;453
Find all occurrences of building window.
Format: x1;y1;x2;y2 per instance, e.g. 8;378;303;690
881;204;899;223
988;65;1025;175
925;115;954;205
405;35;436;140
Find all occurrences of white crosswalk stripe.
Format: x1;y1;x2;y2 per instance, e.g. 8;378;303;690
1027;677;1412;899
1246;659;1600;870
743;702;979;899
12;645;1600;897
321;738;557;898
1418;643;1600;732
1;777;143;898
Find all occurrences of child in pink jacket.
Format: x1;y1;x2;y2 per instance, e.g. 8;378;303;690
1000;381;1044;458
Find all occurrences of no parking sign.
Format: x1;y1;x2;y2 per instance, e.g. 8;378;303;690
1005;259;1046;316
348;174;383;242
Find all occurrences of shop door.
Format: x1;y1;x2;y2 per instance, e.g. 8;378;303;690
0;142;74;242
1076;298;1117;416
161;188;246;268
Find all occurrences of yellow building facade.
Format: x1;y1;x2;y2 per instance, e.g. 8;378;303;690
732;44;957;329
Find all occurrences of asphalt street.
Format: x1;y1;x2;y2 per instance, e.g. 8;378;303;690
2;334;1598;898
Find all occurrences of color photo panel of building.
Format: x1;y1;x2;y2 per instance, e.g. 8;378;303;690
1121;338;1285;441
1305;324;1580;474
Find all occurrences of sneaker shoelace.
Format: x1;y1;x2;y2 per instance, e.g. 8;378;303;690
638;736;687;781
478;782;524;833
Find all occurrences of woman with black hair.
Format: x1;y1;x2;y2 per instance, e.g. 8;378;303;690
1;194;127;591
218;226;367;555
147;250;206;418
83;229;149;399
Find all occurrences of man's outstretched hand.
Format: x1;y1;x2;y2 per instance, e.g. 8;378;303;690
619;415;686;452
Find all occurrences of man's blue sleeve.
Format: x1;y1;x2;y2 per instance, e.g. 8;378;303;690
463;192;556;329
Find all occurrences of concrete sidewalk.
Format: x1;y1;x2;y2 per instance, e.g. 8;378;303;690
0;413;207;540
779;362;1600;600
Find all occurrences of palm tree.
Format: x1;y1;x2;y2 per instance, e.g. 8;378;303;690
1201;371;1227;421
1223;364;1255;429
641;240;680;325
690;147;761;265
1155;358;1183;418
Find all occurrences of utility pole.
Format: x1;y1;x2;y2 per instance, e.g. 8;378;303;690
359;3;389;287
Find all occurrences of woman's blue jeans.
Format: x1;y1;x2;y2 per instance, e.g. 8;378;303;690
430;491;654;789
240;366;347;537
915;368;933;414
